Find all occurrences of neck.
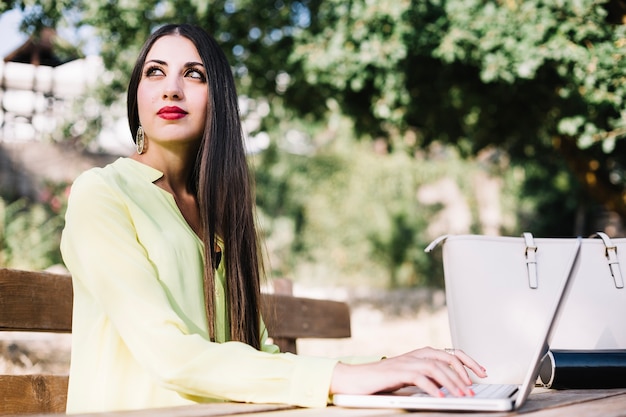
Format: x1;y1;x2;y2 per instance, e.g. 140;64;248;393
131;147;203;239
130;147;196;196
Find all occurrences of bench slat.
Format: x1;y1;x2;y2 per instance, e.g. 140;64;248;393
0;268;351;342
262;294;351;339
0;269;73;333
0;375;69;414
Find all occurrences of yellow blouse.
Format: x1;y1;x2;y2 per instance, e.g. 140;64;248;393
61;157;338;413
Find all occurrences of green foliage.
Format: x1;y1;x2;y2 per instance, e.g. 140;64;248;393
6;0;625;227
290;0;626;230
253;117;525;288
3;0;77;34
428;0;626;152
254;139;433;288
291;0;625;148
0;197;64;270
3;0;626;284
517;156;585;235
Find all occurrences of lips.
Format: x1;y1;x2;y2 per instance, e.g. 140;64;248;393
157;106;188;120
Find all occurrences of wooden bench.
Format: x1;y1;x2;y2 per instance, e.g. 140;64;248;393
0;268;351;415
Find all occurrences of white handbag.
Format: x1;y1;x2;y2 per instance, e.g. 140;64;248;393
425;232;626;384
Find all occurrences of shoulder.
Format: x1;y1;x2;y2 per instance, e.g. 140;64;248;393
71;157;120;184
67;159;138;212
69;158;159;198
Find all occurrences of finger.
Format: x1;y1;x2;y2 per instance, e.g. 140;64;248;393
449;349;488;379
424;349;474;386
439;363;475;397
436;348;487;383
445;353;475;386
413;374;445;398
420;360;474;397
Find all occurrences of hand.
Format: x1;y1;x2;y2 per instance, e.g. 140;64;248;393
329;347;488;398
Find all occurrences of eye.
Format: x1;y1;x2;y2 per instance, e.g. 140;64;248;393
185;67;206;82
145;65;164;77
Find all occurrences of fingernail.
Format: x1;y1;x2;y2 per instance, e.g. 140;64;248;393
469;389;475;396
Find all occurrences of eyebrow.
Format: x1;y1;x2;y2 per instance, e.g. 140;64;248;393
144;59;204;67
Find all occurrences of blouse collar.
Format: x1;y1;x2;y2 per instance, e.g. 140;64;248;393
117;157;164;184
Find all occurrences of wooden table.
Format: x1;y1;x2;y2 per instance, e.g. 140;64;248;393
23;388;626;417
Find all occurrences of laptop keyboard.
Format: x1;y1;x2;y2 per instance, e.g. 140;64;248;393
440;384;518;398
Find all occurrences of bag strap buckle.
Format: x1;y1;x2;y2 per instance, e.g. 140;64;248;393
592;232;625;289
523;232;538;289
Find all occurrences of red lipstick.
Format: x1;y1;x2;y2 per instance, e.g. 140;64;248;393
157;106;188;120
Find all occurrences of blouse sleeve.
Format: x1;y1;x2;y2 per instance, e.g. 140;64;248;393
61;170;338;407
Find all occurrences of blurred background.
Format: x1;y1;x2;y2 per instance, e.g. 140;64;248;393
1;0;625;366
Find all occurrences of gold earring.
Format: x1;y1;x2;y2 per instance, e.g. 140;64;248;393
136;126;145;155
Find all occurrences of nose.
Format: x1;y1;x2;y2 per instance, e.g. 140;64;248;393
163;75;183;100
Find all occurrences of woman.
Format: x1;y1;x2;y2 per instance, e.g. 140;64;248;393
61;24;486;414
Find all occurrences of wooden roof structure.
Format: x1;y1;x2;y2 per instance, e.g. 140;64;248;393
3;27;82;67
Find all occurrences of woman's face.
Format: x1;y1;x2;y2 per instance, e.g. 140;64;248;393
137;35;208;149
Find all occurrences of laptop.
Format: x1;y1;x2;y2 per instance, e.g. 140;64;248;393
332;238;581;412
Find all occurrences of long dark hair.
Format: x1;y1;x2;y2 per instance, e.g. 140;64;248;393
127;24;262;349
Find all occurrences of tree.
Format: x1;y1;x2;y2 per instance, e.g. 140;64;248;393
289;0;626;232
2;0;316;104
3;0;626;233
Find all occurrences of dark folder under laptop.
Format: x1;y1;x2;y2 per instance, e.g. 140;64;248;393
332;238;582;412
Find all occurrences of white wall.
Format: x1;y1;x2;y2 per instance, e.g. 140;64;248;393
0;56;134;154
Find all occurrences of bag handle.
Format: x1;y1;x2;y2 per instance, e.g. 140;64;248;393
424;235;449;253
426;232;625;289
425;233;541;289
591;232;625;289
